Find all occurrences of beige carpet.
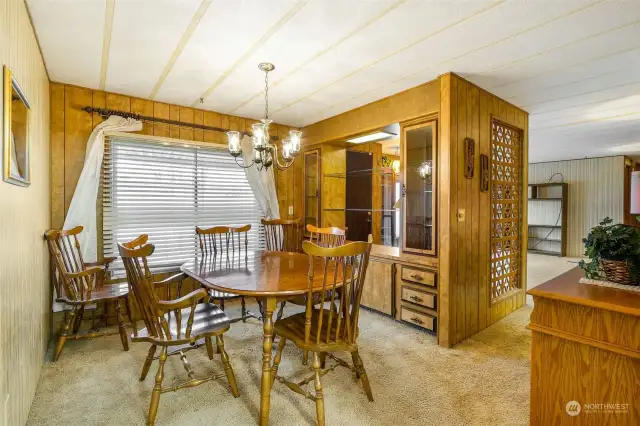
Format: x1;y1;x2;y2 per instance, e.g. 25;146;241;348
27;256;576;426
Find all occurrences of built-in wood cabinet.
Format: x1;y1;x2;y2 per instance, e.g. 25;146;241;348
360;258;395;315
303;149;321;235
401;119;437;256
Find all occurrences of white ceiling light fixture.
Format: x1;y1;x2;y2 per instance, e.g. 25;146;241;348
227;63;301;171
347;131;396;144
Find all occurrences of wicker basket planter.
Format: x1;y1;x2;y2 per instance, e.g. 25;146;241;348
600;259;640;286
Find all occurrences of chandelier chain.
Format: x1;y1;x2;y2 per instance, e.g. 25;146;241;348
264;70;269;120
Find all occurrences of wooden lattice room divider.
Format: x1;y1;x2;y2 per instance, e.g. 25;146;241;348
490;119;523;303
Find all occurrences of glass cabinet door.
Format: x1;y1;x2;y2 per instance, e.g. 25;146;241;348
402;120;436;255
304;149;320;235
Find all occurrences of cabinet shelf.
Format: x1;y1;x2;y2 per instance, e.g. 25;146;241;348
527;248;562;256
528;182;568;256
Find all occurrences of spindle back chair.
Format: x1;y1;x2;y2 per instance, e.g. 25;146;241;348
120;233;186;335
196;224;250;255
195;224;258;322
307;224;347;248
44;226;130;361
118;238;239;425
271;237;374;426
261;218;303;253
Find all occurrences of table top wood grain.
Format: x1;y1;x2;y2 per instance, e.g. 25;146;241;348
527;267;640;317
181;250;344;297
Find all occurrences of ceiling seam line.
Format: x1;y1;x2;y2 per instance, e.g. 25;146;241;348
521;79;640;109
148;0;212;100
226;0;409;115
476;19;640;76
99;0;116;90
487;45;640;90
303;13;637;124
272;0;510;116
192;0;312;108
531;103;640;123
530;92;640;116
502;70;621;102
530;111;640;130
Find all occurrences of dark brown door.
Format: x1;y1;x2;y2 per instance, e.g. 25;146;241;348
346;151;373;242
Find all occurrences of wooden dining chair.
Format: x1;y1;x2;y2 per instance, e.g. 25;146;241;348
260;218;303;321
307;224;347;247
121;233;186;336
195;224;259;322
270;237;374;426
261;218;303;253
118;238;239;425
45;226;130;361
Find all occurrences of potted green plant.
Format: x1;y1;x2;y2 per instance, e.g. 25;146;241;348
579;217;640;285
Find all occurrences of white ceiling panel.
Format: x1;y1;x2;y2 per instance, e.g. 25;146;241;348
490;47;640;100
155;0;299;106
106;0;203;98
268;0;502;113
209;0;401;115
27;0;640;162
466;20;640;89
27;0;106;88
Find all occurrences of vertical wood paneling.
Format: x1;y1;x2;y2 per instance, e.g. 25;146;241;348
0;0;51;424
442;74;528;345
528;156;624;257
438;74;452;347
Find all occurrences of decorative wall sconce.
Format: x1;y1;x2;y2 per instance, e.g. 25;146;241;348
464;137;475;179
480;154;489;192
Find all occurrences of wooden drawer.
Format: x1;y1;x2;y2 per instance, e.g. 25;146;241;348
401;266;435;287
401;307;436;332
401;287;436;309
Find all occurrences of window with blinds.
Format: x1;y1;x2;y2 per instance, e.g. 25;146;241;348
103;136;264;273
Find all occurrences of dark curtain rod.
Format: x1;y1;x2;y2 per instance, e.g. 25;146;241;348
81;106;278;140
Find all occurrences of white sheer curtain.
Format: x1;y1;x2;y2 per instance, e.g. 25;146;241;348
63;115;142;262
240;135;280;219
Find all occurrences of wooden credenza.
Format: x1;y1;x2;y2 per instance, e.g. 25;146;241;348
360;244;438;336
528;267;640;425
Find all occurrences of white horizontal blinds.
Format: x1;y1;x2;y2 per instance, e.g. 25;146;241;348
103;136;264;273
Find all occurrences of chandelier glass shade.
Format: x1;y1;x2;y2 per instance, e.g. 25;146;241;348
226;63;301;171
418;161;433;181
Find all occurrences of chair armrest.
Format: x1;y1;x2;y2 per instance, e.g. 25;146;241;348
156;288;208;311
66;266;105;279
154;272;187;287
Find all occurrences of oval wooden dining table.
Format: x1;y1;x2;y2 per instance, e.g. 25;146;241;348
181;249;343;426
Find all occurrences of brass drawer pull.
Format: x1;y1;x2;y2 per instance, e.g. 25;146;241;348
411;316;424;325
409;295;423;303
410;274;423;281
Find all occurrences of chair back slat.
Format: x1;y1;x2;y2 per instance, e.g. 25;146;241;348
118;240;170;340
307;225;347;248
196;225;251;257
45;227;102;302
303;238;372;346
262;219;303;252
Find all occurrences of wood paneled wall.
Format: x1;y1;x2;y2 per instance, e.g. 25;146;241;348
439;73;529;347
529;156;625;257
303;80;440;145
0;0;51;424
49;82;299;230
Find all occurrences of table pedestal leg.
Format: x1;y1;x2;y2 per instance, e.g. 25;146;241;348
260;297;276;426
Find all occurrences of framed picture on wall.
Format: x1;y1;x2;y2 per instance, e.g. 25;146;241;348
3;65;31;187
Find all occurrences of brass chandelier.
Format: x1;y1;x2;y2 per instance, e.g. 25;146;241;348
226;63;301;171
